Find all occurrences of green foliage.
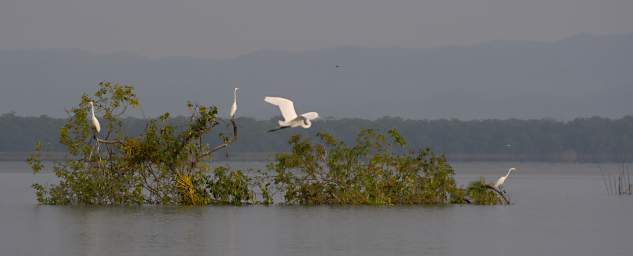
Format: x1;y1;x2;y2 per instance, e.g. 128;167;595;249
27;83;506;206
26;142;43;173
267;129;467;205
29;82;249;206
466;178;501;205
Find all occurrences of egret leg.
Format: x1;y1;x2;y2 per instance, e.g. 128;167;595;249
95;140;101;162
91;135;102;163
267;126;290;132
88;135;96;161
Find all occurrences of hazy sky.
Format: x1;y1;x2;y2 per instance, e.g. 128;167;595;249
2;0;632;58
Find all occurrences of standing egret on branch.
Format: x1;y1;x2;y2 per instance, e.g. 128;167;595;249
229;88;239;120
225;88;239;158
89;101;101;139
494;167;516;190
264;96;319;132
88;101;102;161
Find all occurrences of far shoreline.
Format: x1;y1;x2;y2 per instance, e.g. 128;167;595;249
3;151;629;163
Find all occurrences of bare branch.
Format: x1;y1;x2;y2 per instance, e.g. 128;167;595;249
96;137;124;145
202;119;239;157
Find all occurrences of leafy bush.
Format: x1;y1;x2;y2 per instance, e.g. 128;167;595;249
29;82;250;206
267;129;465;205
28;83;506;206
466;178;502;205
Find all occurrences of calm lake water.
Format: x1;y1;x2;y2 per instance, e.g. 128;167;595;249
1;161;632;256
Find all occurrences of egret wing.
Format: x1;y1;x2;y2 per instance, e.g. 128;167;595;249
264;97;298;121
301;112;319;120
493;176;505;188
92;117;101;133
229;88;239;118
229;103;237;118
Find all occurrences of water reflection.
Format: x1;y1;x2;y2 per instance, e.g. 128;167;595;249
1;162;633;256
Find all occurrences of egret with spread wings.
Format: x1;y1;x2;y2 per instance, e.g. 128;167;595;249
264;96;319;132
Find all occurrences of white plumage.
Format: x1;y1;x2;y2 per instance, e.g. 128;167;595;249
89;101;101;134
494;167;516;189
229;88;239;119
264;96;319;131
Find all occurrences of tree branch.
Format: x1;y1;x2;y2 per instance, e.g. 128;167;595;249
96;137;124;145
484;184;511;205
202;119;238;157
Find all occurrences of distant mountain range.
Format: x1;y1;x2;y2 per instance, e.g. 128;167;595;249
1;33;632;119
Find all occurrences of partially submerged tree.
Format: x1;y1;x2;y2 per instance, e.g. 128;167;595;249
28;83;508;206
29;82;247;205
267;129;463;205
465;179;511;205
265;129;511;205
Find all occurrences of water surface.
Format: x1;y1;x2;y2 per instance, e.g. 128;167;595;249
1;161;631;256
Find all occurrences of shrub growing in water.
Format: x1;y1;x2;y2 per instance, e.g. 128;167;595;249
28;83;506;206
267;129;464;205
466;179;503;205
28;82;252;206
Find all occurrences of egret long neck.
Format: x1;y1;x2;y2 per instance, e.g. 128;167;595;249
90;104;96;118
506;169;513;177
233;89;237;102
303;119;312;128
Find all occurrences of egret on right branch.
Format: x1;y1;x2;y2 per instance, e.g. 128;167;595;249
493;167;516;190
264;96;319;132
229;88;239;119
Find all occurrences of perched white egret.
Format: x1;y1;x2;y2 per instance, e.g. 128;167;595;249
89;101;101;136
493;167;516;190
229;88;239;119
88;101;102;161
264;96;319;132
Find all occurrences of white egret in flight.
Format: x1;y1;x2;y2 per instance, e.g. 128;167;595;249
264;96;319;132
493;167;516;190
229;88;239;119
89;101;101;137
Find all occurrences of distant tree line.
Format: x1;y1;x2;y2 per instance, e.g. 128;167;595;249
2;112;633;162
